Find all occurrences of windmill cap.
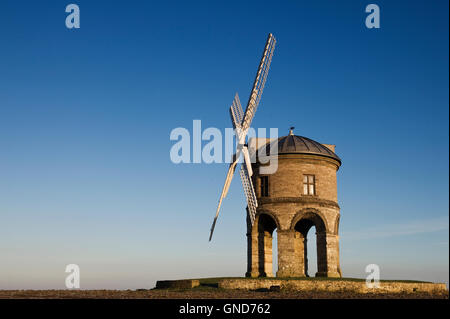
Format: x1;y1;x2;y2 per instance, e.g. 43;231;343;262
250;135;341;165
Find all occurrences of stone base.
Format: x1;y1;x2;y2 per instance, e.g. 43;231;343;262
276;270;306;277
219;278;448;294
155;280;200;289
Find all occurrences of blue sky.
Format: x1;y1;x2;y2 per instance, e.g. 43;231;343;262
0;0;448;289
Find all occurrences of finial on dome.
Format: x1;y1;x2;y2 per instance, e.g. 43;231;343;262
289;126;295;135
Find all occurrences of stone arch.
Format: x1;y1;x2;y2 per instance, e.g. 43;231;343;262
290;208;329;277
253;209;282;233
290;208;329;233
248;211;280;277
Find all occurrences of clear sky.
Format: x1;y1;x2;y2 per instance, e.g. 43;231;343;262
0;0;448;289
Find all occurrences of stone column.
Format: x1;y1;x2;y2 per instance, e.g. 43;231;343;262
245;213;260;277
316;232;341;278
325;233;341;277
303;236;308;277
245;231;259;277
276;230;306;277
260;232;274;277
316;231;327;276
246;229;274;277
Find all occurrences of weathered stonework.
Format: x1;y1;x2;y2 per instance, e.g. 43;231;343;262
246;136;342;278
156;280;200;289
219;279;448;294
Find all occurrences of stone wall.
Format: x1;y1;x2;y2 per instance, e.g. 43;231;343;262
156;280;200;289
256;155;339;202
219;279;448;294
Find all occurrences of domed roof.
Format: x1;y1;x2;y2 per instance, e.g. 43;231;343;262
265;132;341;164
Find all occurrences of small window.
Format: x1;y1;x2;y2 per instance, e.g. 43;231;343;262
260;176;269;197
303;175;315;195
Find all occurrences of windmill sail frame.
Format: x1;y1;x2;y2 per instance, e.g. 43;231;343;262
209;33;276;241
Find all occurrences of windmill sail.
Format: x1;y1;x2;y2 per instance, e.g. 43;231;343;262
229;93;244;130
209;153;240;241
241;33;276;132
239;164;258;225
209;33;276;241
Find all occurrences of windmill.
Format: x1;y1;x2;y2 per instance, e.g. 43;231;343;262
209;33;276;241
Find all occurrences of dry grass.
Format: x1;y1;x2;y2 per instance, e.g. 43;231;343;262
1;277;446;299
0;289;447;299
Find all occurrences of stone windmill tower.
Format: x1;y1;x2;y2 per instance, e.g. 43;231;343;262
208;34;342;278
246;129;342;278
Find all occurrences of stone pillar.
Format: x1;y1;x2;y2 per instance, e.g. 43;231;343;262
325;233;341;277
276;230;292;277
276;230;306;277
316;232;341;278
246;209;260;277
316;231;327;276
303;236;308;277
260;232;274;277
245;231;259;277
246;229;274;277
